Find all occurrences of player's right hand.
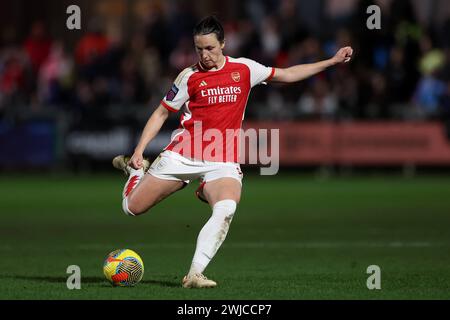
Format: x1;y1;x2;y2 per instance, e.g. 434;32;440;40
128;152;144;169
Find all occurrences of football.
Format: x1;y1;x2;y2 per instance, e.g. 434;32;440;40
103;249;144;286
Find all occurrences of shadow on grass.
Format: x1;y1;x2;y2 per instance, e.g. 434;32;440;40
0;275;180;288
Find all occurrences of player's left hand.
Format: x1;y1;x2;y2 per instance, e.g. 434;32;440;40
333;46;353;64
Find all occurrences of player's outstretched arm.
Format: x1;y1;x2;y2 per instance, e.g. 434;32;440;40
271;46;353;83
129;104;169;169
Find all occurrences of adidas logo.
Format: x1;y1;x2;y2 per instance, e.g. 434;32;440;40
199;80;207;87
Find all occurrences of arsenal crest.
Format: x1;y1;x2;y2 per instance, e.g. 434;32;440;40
231;72;240;82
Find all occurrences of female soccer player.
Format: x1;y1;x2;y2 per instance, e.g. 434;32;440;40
113;16;353;288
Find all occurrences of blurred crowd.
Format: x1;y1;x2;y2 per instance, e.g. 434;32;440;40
1;0;450;129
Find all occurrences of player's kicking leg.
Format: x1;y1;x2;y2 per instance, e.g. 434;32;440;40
112;155;185;216
182;177;241;288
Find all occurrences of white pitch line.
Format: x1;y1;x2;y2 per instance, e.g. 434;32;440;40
0;242;446;252
74;241;448;250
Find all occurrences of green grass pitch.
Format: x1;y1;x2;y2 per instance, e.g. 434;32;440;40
1;172;449;299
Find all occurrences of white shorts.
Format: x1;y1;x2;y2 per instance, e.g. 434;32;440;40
148;150;243;186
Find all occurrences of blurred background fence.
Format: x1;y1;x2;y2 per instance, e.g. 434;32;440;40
1;0;450;172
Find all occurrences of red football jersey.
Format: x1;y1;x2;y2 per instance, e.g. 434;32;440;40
161;56;275;163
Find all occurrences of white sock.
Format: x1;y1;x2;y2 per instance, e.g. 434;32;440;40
122;167;144;198
121;167;144;216
188;199;237;276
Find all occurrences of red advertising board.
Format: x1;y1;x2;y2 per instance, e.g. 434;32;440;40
243;121;450;165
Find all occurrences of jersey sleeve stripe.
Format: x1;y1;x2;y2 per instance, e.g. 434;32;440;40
161;100;178;112
266;67;276;82
174;65;196;86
